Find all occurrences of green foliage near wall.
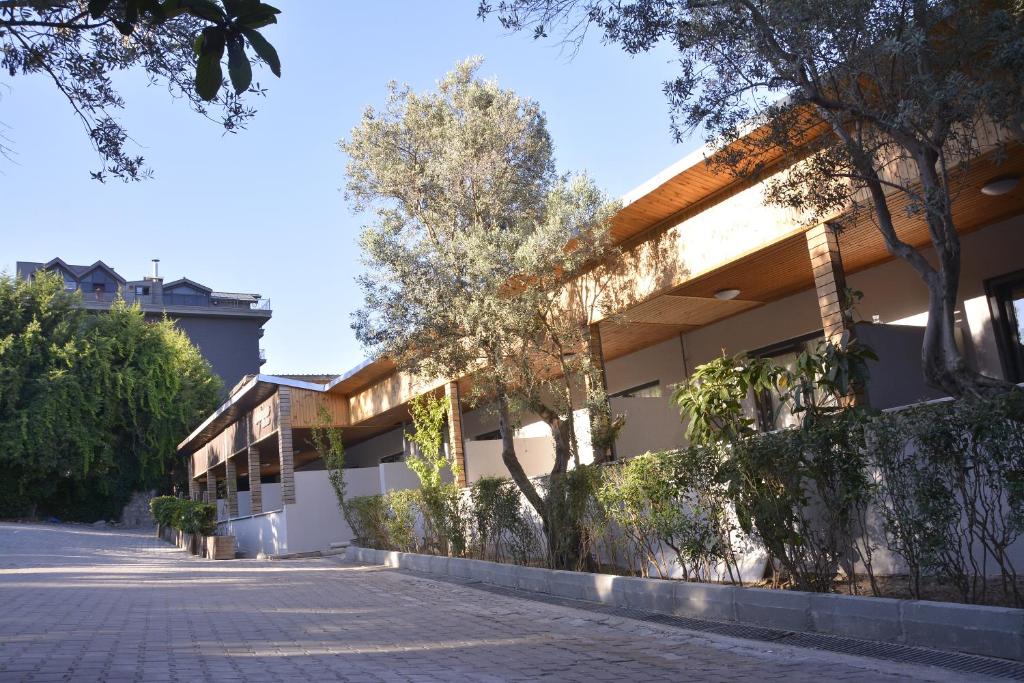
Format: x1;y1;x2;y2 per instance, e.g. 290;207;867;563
0;273;222;521
149;496;216;536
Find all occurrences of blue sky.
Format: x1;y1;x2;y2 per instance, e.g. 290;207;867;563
1;2;699;375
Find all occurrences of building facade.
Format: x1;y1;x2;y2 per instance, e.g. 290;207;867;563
176;123;1024;559
16;259;272;391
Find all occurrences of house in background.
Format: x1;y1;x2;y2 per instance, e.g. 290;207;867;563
175;121;1024;559
16;258;272;391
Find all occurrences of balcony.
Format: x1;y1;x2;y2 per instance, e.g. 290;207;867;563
75;288;271;315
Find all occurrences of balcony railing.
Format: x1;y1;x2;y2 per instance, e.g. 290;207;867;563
76;288;270;311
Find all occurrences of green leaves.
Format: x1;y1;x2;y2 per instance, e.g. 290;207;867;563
194;27;226;101
240;26;281;77
226;36;252;94
86;0;281;102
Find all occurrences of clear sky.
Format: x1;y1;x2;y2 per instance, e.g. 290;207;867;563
1;1;700;375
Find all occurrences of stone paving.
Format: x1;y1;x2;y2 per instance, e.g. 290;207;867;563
0;523;996;682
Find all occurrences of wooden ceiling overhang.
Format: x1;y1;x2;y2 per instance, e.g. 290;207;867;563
178;115;1023;455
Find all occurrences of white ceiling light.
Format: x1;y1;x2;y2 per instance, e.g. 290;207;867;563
981;175;1020;196
714;288;741;301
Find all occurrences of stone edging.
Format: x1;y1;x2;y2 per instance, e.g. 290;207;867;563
346;545;1024;661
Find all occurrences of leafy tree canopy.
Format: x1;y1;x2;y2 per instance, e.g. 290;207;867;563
0;271;222;520
1;0;282;181
342;58;620;568
481;0;1024;397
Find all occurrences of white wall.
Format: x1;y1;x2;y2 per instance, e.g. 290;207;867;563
379;461;422;492
218;510;286;558
284;468;381;554
464;436;555;484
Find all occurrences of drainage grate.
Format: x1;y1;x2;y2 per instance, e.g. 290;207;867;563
410;570;1024;680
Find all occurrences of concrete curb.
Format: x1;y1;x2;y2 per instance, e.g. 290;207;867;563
345;545;1024;661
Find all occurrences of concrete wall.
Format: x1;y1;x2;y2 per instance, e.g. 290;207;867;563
610;396;688;459
464;436;555;484
284;468;381;554
165;314;267;393
218;510;286;558
346;427;405;468
379;461;423;492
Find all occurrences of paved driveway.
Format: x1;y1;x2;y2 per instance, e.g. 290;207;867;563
0;523;991;682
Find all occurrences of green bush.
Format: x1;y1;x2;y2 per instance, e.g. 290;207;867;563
150;496;178;527
149;496;217;536
383;489;419;552
470;476;537;565
347;495;390;549
872;392;1024;605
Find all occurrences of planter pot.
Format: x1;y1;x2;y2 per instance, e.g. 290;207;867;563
205;535;236;560
155;524;164;539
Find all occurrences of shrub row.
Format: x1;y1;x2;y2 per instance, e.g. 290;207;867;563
149;496;217;536
348;392;1024;606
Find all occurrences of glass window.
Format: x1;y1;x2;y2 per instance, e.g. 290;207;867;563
749;332;825;432
610;380;662;399
986;270;1024;383
380;452;404;464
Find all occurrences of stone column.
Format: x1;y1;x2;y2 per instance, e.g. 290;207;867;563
277;387;296;505
445;381;468;488
225;457;238;518
584;322;616;462
206;469;217;505
248;444;263;515
188;459;200;501
806;223;853;344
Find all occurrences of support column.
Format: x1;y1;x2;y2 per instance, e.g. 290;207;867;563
277;387;296;505
206;469;217;505
188;459;200;501
445;381;468;488
806;223;853;344
248;444;263;515
584;322;616;463
225;457;238;518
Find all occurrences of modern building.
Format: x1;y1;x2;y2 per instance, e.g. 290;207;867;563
176;119;1024;560
16;258;272;391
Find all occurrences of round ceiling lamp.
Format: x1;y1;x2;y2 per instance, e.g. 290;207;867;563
714;288;741;301
981;175;1020;196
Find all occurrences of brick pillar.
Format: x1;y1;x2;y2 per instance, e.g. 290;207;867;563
206;469;217;505
188;459;200;501
277;387;296;505
584;322;616;462
806;223;853;344
225;457;238;518
445;381;468;488
248;444;263;514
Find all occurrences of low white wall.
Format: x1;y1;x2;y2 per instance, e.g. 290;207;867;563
284;468;382;554
379;461;422;492
464;436;555;484
218;510;286;558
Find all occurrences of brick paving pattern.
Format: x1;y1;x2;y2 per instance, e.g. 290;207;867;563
0;523;992;682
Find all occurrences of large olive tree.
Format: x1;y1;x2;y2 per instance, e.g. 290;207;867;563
343;59;618;568
482;0;1024;397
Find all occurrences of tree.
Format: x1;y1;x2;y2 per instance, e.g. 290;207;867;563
342;58;619;568
482;0;1024;397
0;271;222;519
1;0;282;181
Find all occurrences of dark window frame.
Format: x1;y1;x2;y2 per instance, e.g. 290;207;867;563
985;268;1024;383
748;329;825;432
609;379;662;399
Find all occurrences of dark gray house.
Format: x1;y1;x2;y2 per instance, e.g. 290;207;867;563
17;258;272;392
